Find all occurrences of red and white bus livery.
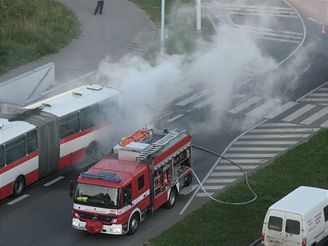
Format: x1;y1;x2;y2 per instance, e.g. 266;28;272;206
0;84;121;200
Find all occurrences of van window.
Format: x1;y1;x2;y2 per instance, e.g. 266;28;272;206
286;219;300;235
324;205;328;221
268;216;283;231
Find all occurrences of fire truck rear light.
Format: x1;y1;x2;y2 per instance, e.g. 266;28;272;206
302;238;306;246
112;218;118;223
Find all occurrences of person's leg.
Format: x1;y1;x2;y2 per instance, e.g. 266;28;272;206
94;2;100;15
99;1;104;14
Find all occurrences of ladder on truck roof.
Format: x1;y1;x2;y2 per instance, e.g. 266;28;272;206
136;130;184;161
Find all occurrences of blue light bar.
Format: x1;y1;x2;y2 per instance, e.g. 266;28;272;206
81;171;121;183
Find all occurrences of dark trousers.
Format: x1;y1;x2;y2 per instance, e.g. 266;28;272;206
94;1;104;15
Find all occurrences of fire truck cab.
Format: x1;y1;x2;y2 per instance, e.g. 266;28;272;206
71;128;193;235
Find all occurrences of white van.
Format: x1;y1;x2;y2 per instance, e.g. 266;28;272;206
262;186;328;246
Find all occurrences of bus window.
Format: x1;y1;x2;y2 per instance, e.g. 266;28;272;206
80;104;99;131
0;145;4;168
60;113;79;138
5;136;26;164
26;130;38;154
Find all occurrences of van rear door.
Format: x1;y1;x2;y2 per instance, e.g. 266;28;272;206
265;210;284;245
284;213;302;246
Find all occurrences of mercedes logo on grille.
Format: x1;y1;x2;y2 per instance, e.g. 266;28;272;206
92;215;98;221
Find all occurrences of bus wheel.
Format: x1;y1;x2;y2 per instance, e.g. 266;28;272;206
164;188;177;209
13;176;25;196
128;213;139;235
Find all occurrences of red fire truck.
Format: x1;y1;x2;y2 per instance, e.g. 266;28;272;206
71;128;193;235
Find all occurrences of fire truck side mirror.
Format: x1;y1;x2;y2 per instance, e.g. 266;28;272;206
69;180;75;198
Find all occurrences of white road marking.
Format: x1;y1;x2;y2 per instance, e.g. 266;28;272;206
175;91;207;106
308;93;328;97
246;100;281;118
215;165;257;170
261;122;298;127
196;193;214;197
265;102;297;119
203;185;225;190
167;114;184;122
224;153;277;158
234;140;297;145
250;128;313;133
228;96;262;114
206;179;236;183
240;134;310;139
282;104;316;122
301;98;328;102
321;120;328;128
193;99;211;109
43;176;65;187
307;17;322;25
211;172;244;176
220;159;267;164
300;107;328;125
229;147;287;151
7;194;29;205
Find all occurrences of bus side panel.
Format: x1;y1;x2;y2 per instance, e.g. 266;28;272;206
0;153;39;199
59;127;97;169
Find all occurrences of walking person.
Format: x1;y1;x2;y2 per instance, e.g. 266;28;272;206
94;0;104;15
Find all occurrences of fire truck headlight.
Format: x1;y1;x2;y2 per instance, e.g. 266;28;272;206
111;218;118;223
74;212;80;218
72;218;80;227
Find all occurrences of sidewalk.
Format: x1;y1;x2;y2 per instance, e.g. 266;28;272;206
0;0;157;83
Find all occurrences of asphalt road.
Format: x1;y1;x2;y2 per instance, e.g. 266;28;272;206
1;0;328;245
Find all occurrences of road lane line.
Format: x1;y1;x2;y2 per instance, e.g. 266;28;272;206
300;107;328;125
224;153;277;158
265;101;297;119
206;179;236;183
220;159;267;164
202;185;225;190
175;91;206;106
229;147;287;151
215;165;257;170
228;96;262;114
211;172;244;176
250;128;313;133
234;140;297;145
167;114;184;122
301;98;328;102
196;193;214;197
7;194;29;205
282;104;316;122
43;176;65;187
240;134;310;138
261;122;298;127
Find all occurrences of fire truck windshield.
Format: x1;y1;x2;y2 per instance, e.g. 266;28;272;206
74;183;118;208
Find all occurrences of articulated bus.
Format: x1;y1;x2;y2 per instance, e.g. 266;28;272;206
0;84;121;200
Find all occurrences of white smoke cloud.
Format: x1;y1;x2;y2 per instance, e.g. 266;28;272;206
96;0;314;133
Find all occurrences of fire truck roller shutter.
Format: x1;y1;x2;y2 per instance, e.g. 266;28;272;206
24;111;60;178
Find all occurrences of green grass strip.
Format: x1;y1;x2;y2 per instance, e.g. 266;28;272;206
0;0;80;74
150;129;328;246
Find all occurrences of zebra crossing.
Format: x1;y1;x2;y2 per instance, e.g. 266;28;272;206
196;123;320;198
194;81;328;199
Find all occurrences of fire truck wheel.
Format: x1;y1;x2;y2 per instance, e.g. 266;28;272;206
164;188;177;209
13;176;25;196
128;213;139;235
